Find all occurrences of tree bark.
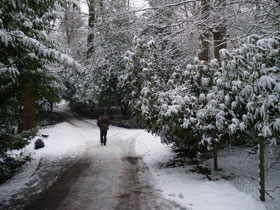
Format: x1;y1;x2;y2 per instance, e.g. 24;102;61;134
65;5;71;44
213;0;227;62
211;1;227;171
213;25;227;62
19;84;37;132
213;142;218;171
198;0;210;62
259;135;265;201
87;0;96;59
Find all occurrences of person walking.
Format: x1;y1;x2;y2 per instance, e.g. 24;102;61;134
97;115;110;146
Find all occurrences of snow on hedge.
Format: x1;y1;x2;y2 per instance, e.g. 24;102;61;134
121;34;280;151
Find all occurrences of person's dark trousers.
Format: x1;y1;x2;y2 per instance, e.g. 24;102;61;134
100;129;107;145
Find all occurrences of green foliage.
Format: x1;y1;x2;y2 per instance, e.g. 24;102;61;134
121;37;214;155
219;35;280;143
0;128;36;183
0;129;37;157
0;0;78;173
121;34;280;157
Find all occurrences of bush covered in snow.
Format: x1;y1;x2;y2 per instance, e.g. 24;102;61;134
121;34;280;156
121;36;218;155
218;35;280;144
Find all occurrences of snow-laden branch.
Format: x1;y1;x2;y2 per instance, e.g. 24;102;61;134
0;29;81;72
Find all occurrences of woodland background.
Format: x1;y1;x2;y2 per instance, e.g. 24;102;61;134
0;0;279;202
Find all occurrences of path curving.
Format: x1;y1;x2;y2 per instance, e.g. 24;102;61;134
23;109;188;210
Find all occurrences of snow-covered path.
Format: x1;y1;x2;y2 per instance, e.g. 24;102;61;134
24;127;150;210
0;102;267;210
24;113;185;210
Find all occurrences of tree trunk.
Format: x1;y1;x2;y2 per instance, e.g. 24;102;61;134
198;0;210;62
211;0;227;171
87;0;96;59
259;135;265;201
199;32;210;62
50;101;54;112
65;5;71;44
213;142;218;171
213;26;226;62
99;0;104;21
19;84;37;132
120;103;130;120
213;0;227;62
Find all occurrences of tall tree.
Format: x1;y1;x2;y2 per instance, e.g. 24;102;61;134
56;1;87;59
87;0;96;58
0;0;78;157
219;35;280;201
198;0;210;62
66;0;138;117
212;0;227;62
211;0;227;170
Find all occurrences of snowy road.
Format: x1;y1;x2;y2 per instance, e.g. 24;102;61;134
0;102;267;210
23;107;188;210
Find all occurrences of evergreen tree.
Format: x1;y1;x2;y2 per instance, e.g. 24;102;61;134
217;35;280;200
0;0;78;181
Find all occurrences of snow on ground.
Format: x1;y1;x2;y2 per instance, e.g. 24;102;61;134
0;101;277;210
0;102;93;206
203;146;280;210
135;131;268;210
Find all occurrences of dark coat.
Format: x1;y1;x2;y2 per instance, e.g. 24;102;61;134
97;116;110;130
